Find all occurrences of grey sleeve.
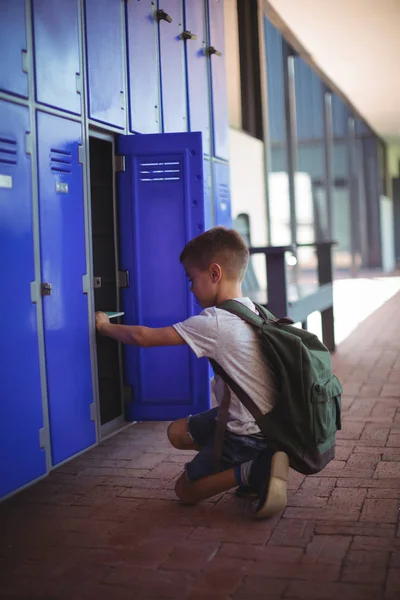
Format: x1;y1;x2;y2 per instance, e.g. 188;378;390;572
172;309;219;359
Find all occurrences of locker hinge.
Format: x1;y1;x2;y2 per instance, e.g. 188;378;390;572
75;72;82;94
78;145;85;165
120;90;125;111
117;270;129;288
123;385;134;404
39;427;48;450
30;281;40;303
156;9;172;23
114;155;125;173
21;50;29;73
90;403;96;422
82;274;90;294
25;132;33;156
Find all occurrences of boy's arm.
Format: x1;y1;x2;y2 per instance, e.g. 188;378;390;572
96;312;185;347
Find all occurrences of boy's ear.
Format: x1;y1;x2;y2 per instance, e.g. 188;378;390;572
209;263;222;283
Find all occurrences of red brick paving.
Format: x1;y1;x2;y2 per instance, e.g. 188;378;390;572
1;292;400;599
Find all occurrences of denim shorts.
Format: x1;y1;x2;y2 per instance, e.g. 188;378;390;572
185;407;268;482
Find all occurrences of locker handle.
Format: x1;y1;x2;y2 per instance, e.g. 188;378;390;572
181;30;197;41
156;9;172;23
206;46;222;57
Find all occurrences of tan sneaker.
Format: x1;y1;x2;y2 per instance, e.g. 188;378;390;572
249;451;289;519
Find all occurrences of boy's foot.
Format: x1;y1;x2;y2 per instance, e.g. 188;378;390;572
235;485;257;498
249;451;289;519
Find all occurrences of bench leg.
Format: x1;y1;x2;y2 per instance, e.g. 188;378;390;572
321;307;335;352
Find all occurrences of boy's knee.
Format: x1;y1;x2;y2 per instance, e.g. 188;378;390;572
167;418;188;449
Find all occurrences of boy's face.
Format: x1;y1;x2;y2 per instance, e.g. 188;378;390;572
183;261;220;308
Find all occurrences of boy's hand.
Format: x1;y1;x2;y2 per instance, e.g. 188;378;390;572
96;311;110;333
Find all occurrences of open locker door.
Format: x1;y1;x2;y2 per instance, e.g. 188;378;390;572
117;132;210;421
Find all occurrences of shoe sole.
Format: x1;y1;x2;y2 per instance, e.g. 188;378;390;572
255;451;289;519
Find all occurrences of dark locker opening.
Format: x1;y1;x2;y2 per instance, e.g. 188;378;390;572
89;136;124;426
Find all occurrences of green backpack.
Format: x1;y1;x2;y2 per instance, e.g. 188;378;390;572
211;300;342;475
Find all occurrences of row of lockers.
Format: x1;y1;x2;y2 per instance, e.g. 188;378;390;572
1;0;229;160
0;97;231;499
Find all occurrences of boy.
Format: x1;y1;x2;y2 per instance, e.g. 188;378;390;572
96;227;289;518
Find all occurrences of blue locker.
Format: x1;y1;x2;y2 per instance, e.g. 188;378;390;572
184;0;210;150
0;101;45;498
84;0;125;129
159;0;187;133
126;0;160;134
208;0;229;161
117;132;210;420
37;112;95;466
213;161;231;227
32;0;81;115
0;0;28;98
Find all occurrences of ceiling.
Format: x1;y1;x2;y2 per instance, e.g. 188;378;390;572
266;0;400;141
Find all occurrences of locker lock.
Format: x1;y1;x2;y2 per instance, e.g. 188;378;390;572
156;9;172;23
41;282;52;296
206;46;222;57
181;30;197;41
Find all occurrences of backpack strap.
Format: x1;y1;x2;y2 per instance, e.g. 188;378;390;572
209;358;264;465
218;299;293;327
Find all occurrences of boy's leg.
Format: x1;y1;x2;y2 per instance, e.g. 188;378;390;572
167;418;201;451
175;467;237;504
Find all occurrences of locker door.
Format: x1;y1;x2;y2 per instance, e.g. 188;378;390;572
32;0;81;115
184;0;210;150
37;112;95;466
126;0;160;134
213;161;231;227
117;131;210;421
0;0;28;98
208;0;229;161
158;0;187;133
84;0;125;129
0;101;45;498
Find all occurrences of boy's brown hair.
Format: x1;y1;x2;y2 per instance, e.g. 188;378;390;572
180;226;249;281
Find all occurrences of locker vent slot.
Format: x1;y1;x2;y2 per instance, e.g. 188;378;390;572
50;148;73;174
139;160;181;182
218;183;229;210
0;136;17;166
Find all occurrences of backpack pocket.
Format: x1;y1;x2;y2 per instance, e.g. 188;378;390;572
311;375;343;443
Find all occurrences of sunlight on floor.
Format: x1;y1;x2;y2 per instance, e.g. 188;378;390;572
307;276;400;346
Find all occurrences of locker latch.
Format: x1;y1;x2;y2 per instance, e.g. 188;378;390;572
156;9;172;23
117;271;129;289
181;30;197;41
94;277;102;289
41;282;52;296
206;46;222;57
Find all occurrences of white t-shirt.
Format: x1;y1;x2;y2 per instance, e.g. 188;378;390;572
173;297;276;435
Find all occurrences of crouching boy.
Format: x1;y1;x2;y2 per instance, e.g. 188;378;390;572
96;227;289;519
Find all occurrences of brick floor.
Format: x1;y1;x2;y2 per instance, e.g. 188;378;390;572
1;290;400;599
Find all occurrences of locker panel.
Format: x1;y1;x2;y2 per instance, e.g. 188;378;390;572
213;161;231;227
0;101;45;498
0;0;28;98
117;132;210;420
203;156;213;230
37;112;95;465
85;0;125;128
208;0;229;160
184;0;210;149
159;0;187;133
126;0;160;134
32;0;81;114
